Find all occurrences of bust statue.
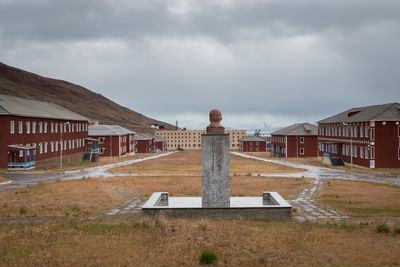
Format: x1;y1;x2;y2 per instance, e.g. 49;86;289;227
206;109;225;134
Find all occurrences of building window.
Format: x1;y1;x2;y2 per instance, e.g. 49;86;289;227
18;121;23;134
360;126;364;137
69;140;71;149
51;122;54;133
398;147;400;160
64;140;67;150
354;126;358;137
55;141;58;152
300;137;304;144
26;122;30;134
354;146;357;157
44;142;48;153
32;122;36;134
360;147;364;159
365;126;369;138
100;148;105;154
398;126;400;137
55;123;58;133
300;148;304;155
39;143;43;154
10;121;15;134
50;142;54;152
44;122;48;133
19;150;23;157
39;122;43;133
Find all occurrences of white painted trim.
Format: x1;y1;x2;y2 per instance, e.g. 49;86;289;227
0;180;12;186
285;135;288;158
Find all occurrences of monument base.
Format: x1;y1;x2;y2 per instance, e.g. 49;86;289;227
142;192;292;221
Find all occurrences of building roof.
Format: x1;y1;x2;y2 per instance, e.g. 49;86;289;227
271;123;318;136
88;125;135;136
154;136;166;142
318;103;400;124
0;94;89;121
134;132;154;141
239;136;266;142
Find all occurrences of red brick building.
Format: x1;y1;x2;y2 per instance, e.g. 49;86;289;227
88;125;135;157
317;103;400;168
239;136;267;152
271;123;318;158
0;94;89;170
135;133;156;153
155;136;167;151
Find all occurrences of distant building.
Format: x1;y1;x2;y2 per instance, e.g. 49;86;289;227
271;123;318;158
155;129;246;150
239;136;267;152
317;103;400;168
88;125;135;157
135;133;156;153
0;94;89;170
155;136;167;151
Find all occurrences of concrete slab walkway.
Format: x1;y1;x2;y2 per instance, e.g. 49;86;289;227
232;152;400;222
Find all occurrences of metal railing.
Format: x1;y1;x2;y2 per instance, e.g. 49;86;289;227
7;161;36;171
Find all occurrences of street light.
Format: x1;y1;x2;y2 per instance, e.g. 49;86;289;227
60;122;70;169
342;122;352;168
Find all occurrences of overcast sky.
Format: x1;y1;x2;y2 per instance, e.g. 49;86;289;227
1;0;399;132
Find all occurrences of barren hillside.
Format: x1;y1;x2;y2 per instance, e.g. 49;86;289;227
0;62;175;134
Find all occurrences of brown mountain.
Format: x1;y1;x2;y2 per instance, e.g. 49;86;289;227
0;62;175;134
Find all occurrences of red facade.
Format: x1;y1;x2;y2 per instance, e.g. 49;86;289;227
156;140;167;151
240;140;267;152
271;135;318;157
0;115;88;167
135;138;155;153
89;134;135;157
318;121;400;168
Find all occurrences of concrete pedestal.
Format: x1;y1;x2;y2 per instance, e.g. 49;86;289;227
201;134;230;207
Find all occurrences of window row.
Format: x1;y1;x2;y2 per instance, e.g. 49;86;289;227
10;121;88;135
271;136;285;143
319;124;369;138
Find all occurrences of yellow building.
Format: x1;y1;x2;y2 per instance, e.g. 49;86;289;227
155;129;247;150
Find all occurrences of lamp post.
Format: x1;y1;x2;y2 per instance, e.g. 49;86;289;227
60;122;70;169
342;122;352;168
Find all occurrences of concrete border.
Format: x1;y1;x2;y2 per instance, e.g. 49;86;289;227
142;192;292;220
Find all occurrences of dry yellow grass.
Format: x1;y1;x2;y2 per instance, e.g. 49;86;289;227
0;178;139;217
109;150;303;174
0;176;8;183
318;179;400;217
0;176;310;217
114;175;311;200
0;217;399;266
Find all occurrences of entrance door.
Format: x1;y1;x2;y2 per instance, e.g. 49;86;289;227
338;144;343;157
8;151;17;163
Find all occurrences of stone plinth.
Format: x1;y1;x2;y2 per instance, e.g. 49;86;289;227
201;133;230;207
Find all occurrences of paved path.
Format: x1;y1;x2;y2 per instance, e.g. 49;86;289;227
232;152;400;222
0;152;177;192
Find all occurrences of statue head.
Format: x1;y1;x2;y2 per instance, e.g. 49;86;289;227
209;109;222;127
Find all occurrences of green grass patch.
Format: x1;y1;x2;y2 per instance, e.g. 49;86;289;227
199;249;218;264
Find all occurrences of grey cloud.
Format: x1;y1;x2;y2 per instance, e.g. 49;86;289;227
0;0;399;129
